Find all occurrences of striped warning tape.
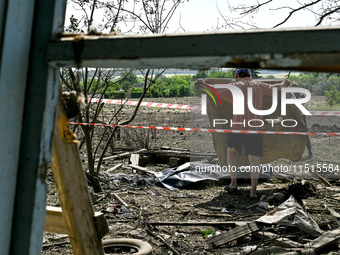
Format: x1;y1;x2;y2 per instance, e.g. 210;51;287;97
309;111;340;116
89;98;199;110
68;122;340;136
89;99;340;116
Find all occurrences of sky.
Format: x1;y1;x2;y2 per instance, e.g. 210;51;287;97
65;0;320;34
169;0;318;33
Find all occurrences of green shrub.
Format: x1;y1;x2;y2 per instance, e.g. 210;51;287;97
193;70;208;79
148;75;192;97
208;70;234;78
325;85;340;106
130;89;142;98
111;91;126;99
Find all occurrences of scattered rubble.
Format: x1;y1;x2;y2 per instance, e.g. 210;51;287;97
44;146;340;254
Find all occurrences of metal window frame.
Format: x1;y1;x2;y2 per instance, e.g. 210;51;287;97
1;0;340;254
1;0;66;254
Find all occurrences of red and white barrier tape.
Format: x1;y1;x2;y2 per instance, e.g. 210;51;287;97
89;98;199;110
309;111;340;116
68;122;340;136
89;99;340;116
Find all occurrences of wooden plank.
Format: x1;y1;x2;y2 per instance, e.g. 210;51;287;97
160;146;189;151
197;212;233;218
207;222;263;246
151;150;190;155
253;231;304;248
45;206;68;235
111;193;130;208
313;172;332;187
105;163;123;172
149;221;251;226
92;212;109;241
144;149;215;157
159;147;216;157
97;149;147;162
51;95;105;255
45;206;108;240
128;164;156;175
48;26;340;72
304;228;340;251
326;206;340;227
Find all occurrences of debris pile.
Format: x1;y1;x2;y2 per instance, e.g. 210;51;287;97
44;147;340;254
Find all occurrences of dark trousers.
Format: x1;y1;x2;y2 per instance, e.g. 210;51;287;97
303;115;312;154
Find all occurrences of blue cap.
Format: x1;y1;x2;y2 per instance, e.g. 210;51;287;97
236;69;250;74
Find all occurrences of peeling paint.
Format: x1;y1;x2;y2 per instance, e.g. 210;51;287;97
266;55;302;68
47;27;340;72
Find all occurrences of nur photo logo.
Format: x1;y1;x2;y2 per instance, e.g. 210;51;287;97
201;84;311;116
200;83;311;129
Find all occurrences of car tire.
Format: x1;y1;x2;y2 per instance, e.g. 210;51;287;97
102;238;152;255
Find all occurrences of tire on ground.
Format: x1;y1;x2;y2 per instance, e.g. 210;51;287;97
102;238;153;255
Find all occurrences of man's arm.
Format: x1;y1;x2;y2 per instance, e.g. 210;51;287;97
270;79;290;89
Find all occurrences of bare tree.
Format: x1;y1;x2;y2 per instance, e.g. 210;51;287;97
66;0;183;33
63;0;184;192
218;0;340;29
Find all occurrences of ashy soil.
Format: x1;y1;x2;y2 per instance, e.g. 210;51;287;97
43;96;340;255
